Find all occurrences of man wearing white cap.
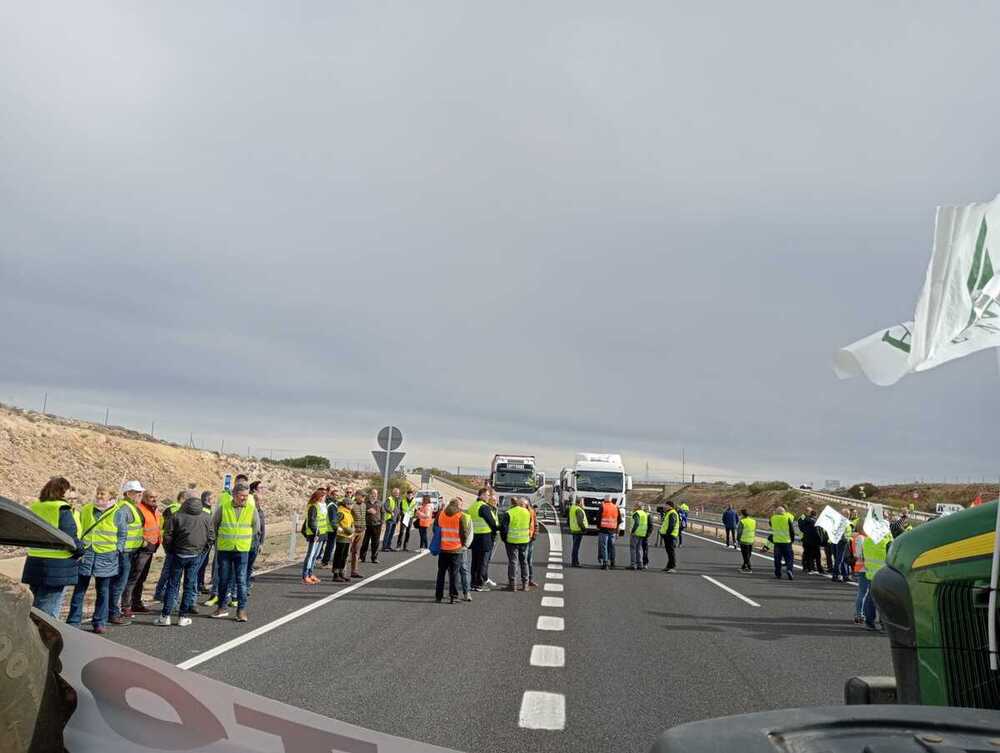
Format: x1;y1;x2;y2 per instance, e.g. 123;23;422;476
109;481;145;625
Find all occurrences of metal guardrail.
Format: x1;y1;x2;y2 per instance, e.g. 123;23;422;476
793;488;933;522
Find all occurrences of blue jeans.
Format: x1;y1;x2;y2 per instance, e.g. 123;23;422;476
571;533;583;565
302;537;320;578
216;550;249;610
629;536;644;567
773;543;794;577
247;546;259;592
109;550;132;618
154;554;174;600
863;574;878;626
526;540;535;581
163;554;201;616
459;549;471;594
382;520;397;550
30;585;66;618
68;575;112;628
598;531;616;565
855;572;869;618
834;540;850;579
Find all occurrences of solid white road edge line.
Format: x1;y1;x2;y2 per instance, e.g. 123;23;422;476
701;575;761;607
537;615;565;631
177;551;430;670
530;645;566;668
519;691;566;730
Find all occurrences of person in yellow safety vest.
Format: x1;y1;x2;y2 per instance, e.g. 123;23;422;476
658;501;680;573
396;490;416;551
568;497;588;568
302;489;330;584
769;506;795;580
849;530;867;623
21;476;83;618
831;508;855;582
677;501;690;546
108;480;145;625
736;509;757;573
211;482;259;622
501;498;532;591
628;501;650;570
67;485;128;633
468;488;500;591
458;506;475;602
382;487;401;552
861;530;893;630
330;497;354;583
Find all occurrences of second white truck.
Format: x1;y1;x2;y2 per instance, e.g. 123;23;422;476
557;453;632;534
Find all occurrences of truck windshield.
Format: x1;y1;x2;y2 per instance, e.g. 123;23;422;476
576;471;623;493
493;470;536;490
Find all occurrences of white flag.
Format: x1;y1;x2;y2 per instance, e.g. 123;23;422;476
815;505;849;544
835;195;1000;385
863;504;891;543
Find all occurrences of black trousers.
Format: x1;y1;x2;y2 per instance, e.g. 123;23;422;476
396;522;412;549
123;548;154;609
740;543;753;570
663;537;676;570
436;551;460;600
823;544;835;572
803;543;824;573
332;540;350;571
725;527;737;546
360;524;381;562
471;534;490;588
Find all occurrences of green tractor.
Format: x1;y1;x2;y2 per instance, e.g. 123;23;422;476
653;501;1000;752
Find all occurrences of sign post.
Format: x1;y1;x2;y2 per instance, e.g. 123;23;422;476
373;426;405;510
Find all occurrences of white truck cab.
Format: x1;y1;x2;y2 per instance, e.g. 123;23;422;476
490;454;545;511
561;453;632;533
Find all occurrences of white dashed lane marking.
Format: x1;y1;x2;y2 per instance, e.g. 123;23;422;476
537;615;565;631
541;596;564;608
548;564;563;571
519;691;566;730
545;572;563;580
543;583;564;592
530;645;566;668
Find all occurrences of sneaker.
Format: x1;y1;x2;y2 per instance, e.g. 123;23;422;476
109;615;131;626
626;566;637;571
178;617;192;627
527;581;538;590
204;595;219;606
665;567;676;573
601;563;608;570
153;615;171;626
486;579;497;587
211;609;230;618
236;610;248;622
350;572;364;579
228;599;238;608
181;606;200;616
786;571;794;580
92;625;108;635
121;608;134;620
132;604;151;613
463;594;472;602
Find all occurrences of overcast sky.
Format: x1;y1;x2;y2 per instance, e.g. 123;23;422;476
3;2;1000;485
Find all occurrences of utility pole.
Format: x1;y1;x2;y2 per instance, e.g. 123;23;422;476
645;462;649;482
104;408;109;426
150;420;155;437
189;432;194;448
681;448;685;484
42;392;47;413
220;440;225;455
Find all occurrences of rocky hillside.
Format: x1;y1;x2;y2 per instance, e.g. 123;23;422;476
0;404;371;522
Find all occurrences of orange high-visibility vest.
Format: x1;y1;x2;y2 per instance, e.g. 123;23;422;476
850;532;866;574
139;504;162;545
600;502;619;530
418;503;434;528
437;510;463;551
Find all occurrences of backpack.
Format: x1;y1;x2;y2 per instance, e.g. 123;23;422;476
429;525;442;556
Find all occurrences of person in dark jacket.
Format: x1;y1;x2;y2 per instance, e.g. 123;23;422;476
797;509;824;574
722;505;739;548
247;480;266;592
21;477;83;617
196;490;214;593
156;491;215;626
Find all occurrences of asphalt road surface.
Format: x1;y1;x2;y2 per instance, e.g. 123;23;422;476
102;488;891;753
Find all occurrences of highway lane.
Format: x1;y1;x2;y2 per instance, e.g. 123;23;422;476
100;514;891;753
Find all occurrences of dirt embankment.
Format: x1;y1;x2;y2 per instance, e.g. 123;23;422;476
0;404;371;523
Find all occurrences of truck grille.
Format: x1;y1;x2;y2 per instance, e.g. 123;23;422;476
937;581;1000;709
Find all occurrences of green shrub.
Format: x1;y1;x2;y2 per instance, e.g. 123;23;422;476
272;454;331;470
847;483;879;500
748;481;789;496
